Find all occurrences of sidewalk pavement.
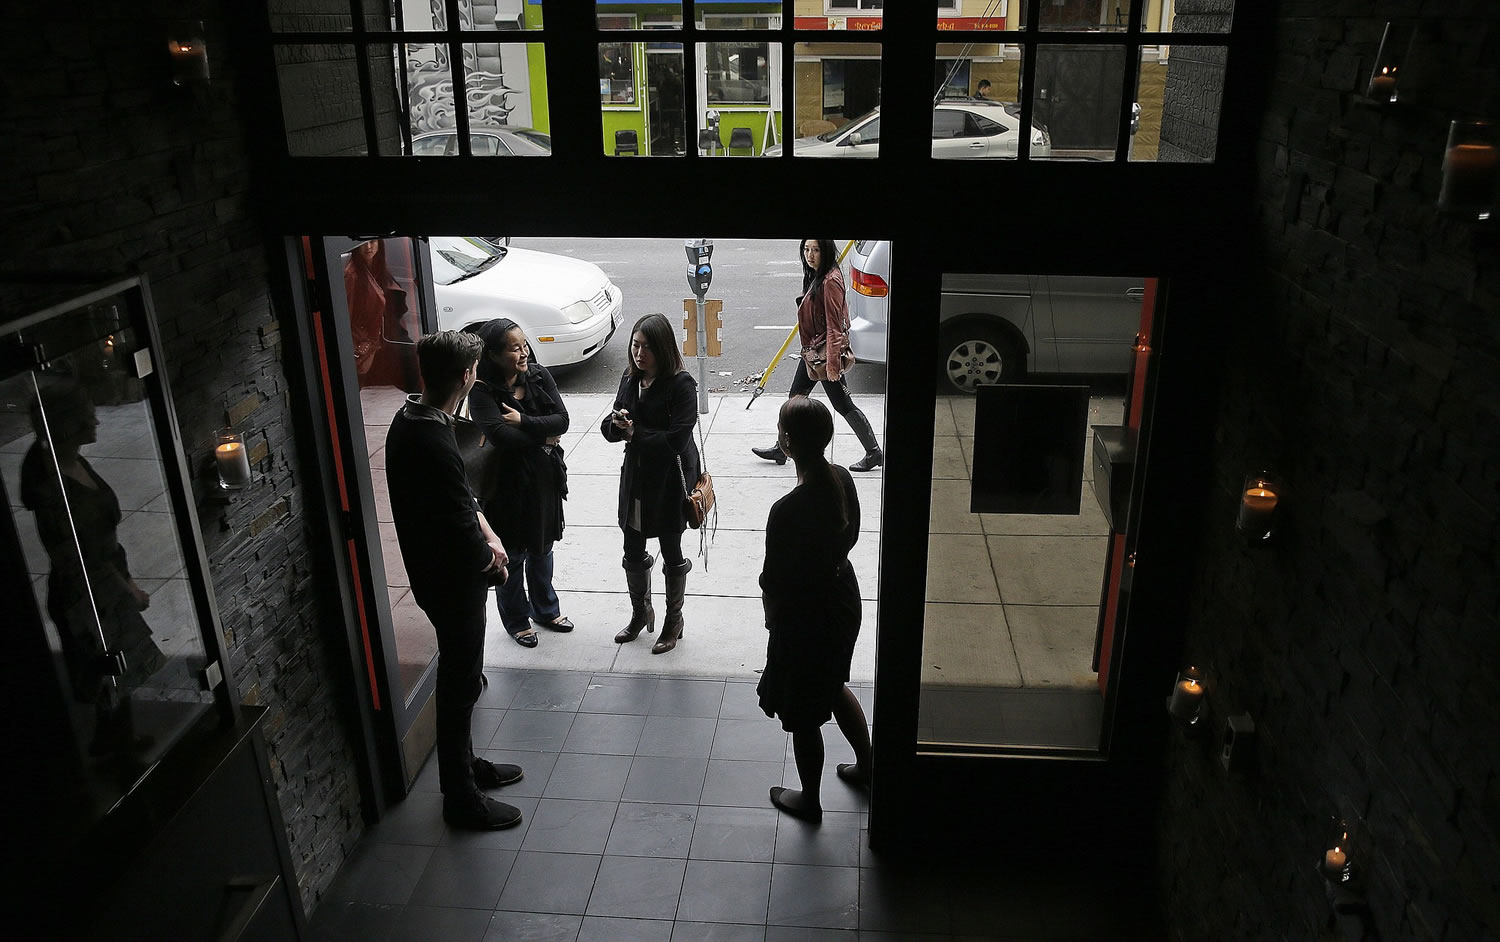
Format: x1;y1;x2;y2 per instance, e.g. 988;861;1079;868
367;387;1120;693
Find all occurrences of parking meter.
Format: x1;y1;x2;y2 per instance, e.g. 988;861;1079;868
684;239;714;412
684;239;713;298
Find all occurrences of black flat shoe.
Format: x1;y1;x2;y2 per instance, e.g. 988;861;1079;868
534;616;574;633
770;786;823;824
752;444;787;465
443;794;523;830
510;629;539;648
473;758;524;789
836;763;870;789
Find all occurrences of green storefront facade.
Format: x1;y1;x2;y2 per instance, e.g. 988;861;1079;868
525;0;786;157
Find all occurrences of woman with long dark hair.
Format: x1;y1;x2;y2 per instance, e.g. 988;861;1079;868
758;396;873;823
467;318;571;648
752;239;883;471
600;313;700;655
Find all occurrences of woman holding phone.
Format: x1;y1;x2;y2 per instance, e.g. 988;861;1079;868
600;313;701;655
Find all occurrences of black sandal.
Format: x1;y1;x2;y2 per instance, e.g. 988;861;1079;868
534;616;574;633
510;629;539;648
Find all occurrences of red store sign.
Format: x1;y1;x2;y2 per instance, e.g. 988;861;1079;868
793;16;1008;31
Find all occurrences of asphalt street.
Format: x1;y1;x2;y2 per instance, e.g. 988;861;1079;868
510;236;889;397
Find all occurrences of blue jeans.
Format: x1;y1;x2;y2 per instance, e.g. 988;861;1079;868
496;543;561;635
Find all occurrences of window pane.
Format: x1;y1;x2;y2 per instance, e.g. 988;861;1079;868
697;42;782;157
402;43;458;138
796;1;882;32
791;42;880;158
606;43;684;157
270;0;388;31
933;46;1027;160
919;271;1148;749
600;42;637;104
1030;44;1126;161
1132;45;1224;163
936;41;1019;102
934;0;1009;29
1144;0;1234;33
1039;0;1127;31
698;3;781;29
462;42;547;153
276;44;367;156
597;3;678;29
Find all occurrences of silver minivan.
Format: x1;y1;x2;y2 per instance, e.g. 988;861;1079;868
845;241;1146;393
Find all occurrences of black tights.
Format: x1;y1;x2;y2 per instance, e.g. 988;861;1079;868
786;359;854;416
623;527;685;567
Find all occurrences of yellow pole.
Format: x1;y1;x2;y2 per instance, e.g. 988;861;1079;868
747;240;857;409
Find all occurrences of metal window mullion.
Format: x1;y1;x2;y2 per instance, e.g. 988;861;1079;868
684;1;701;160
349;0;382;157
443;0;471;156
1017;0;1043;161
781;17;795;161
1113;0;1148;163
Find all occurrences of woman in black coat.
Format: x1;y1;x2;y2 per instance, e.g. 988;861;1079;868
468;318;571;648
600;312;700;655
758;396;872;823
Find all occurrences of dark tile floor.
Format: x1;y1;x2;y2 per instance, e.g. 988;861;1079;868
308;668;1162;942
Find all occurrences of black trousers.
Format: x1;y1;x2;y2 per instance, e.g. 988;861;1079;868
786;359;855;416
624;526;685;567
416;578;489;800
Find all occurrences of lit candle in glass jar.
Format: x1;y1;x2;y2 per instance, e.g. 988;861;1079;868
215;429;251;489
1237;477;1279;537
1366;67;1397;103
1168;676;1204;721
1438;121;1497;220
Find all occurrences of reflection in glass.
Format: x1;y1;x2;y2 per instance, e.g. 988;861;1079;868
276;45;364;156
788;43;881;158
338;238;436;699
2;307;212;794
1039;0;1126;31
596;4;679;29
1030;44;1126;161
1132;45;1225;163
1144;0;1234;33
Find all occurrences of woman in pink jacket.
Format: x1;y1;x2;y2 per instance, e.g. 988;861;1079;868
752;239;883;471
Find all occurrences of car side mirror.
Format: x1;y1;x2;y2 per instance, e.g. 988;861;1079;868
845;132;863;147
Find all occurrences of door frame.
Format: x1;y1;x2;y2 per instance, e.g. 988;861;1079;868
304;234;444;799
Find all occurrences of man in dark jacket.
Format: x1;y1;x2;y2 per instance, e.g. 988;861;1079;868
385;330;524;830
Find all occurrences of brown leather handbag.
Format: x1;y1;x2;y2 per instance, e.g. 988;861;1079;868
677;454;714;529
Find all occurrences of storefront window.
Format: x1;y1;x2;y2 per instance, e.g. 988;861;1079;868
829;0;883;10
599;42;636;104
706;41;770;105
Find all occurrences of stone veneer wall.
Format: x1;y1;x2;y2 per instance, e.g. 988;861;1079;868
2;4;368;912
1157;1;1499;939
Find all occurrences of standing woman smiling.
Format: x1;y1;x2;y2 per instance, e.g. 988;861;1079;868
468;318;572;648
601;313;700;655
752;239;883;472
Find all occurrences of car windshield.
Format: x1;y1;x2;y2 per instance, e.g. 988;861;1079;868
820;110;876;142
430;238;505;285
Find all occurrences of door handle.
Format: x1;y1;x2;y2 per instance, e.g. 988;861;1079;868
1125;288;1145;300
968;142;984;148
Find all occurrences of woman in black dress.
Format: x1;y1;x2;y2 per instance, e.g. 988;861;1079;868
758;396;873;823
20;382;164;756
600;313;700;655
467;319;571;648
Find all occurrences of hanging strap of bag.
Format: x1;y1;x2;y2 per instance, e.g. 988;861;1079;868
671;401;717;569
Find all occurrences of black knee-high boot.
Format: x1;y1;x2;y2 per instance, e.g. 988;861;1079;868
844;408;883;471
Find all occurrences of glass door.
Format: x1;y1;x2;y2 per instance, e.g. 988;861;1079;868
314;235;442;788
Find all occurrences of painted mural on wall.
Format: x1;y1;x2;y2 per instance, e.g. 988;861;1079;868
404;0;517;134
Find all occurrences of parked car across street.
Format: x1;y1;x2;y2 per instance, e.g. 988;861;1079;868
845;240;1146;394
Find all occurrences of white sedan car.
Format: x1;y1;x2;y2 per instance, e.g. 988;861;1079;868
764;99;1051;159
429;236;625;368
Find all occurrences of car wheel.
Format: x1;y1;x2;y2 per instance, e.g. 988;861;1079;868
939;322;1023;394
